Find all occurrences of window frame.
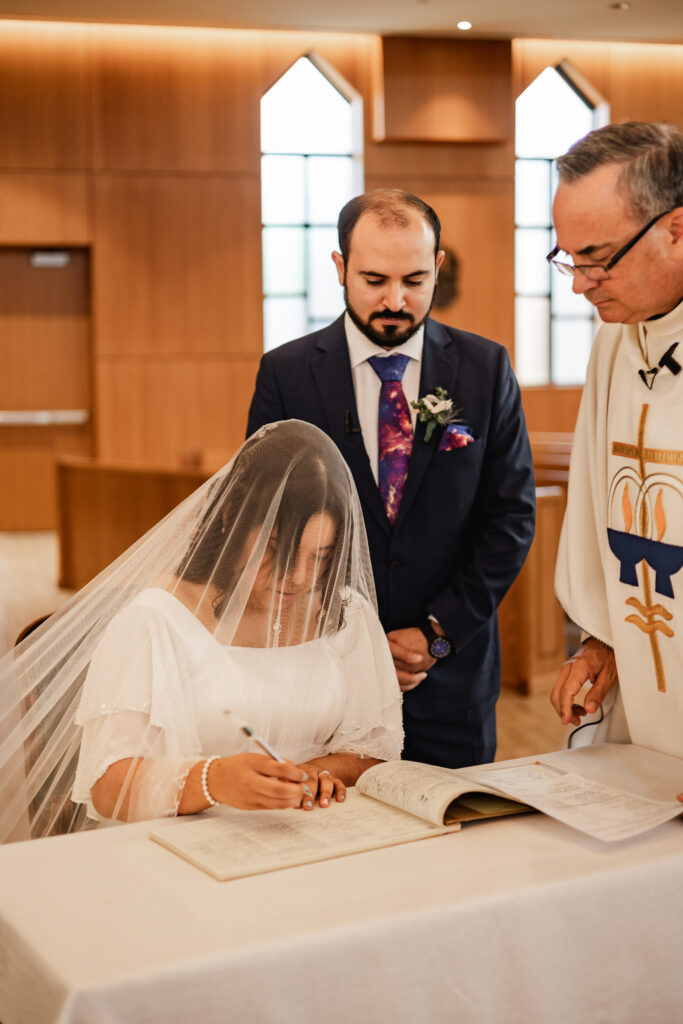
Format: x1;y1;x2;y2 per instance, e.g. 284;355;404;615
260;52;363;352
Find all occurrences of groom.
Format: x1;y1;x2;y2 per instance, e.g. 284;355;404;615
247;190;535;769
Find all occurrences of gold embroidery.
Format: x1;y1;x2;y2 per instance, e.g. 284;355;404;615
611;403;682;693
624;596;674;639
654;488;666;542
622;482;633;534
612;444;683;467
624;615;675;638
624;596;673;621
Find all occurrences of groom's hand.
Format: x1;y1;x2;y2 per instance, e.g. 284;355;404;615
386;627;435;691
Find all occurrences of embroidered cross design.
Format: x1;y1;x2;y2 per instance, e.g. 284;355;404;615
610;403;683;693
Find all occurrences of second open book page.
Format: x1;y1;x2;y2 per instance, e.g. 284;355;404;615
460;744;683;841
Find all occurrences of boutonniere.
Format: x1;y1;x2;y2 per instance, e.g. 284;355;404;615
411;387;463;442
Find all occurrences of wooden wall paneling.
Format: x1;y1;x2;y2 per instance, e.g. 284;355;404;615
513;38;683;127
424;182;514;354
0;246;89;328
0;173;90;244
0;426;91;530
0;21;88;169
262;34;513;184
0;317;90;411
362;36;514;182
521;386;582;434
0;246;92;529
88;24;264;173
364;177;514;353
0;248;91;413
56;457;209;589
512;39;610;102
95;357;258;466
375;37;513;143
365;135;514;183
608;43;683;127
262;30;366;98
92;175;262;357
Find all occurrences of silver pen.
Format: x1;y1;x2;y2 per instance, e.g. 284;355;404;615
239;721;314;800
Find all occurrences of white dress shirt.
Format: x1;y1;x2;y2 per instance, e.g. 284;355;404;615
344;312;424;484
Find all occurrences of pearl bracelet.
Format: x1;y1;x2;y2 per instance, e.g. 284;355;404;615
201;755;220;807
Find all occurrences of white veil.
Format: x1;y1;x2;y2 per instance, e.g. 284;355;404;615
0;421;402;842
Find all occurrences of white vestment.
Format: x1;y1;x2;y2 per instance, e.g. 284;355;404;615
556;298;683;756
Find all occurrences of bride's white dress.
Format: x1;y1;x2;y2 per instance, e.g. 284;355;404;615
72;588;403;821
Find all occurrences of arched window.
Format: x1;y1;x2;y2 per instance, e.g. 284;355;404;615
514;63;608;386
260;54;363;352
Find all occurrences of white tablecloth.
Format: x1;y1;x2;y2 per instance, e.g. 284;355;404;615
1;798;682;1023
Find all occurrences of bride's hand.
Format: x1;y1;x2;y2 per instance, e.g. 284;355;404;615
209;753;310;811
297;762;346;810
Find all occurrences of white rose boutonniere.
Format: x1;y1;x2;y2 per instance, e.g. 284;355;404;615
411;387;463;442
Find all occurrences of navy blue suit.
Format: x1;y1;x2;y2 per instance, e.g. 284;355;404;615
247;315;535;768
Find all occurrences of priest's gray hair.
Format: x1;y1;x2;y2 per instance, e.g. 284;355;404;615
556;121;683;222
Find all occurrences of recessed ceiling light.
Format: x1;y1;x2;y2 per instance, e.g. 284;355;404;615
457;20;472;30
609;2;631;9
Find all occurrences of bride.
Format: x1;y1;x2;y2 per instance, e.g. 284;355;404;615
0;421;403;842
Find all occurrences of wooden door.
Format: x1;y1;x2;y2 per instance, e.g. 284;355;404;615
0;248;92;530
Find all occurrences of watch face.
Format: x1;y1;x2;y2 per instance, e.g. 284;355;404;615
429;635;452;659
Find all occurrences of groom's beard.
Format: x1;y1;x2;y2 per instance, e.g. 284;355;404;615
344;285;436;349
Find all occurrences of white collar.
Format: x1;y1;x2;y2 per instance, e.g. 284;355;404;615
638;295;683;366
344;312;425;369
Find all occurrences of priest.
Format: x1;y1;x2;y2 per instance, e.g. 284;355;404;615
549;122;683;780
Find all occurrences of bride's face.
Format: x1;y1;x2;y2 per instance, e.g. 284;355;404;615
247;512;337;611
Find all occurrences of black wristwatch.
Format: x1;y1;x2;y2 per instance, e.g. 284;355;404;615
419;618;453;659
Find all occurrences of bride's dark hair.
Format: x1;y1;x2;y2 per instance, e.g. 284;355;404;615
177;421;352;619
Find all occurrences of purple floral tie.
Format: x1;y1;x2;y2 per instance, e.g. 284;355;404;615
368;354;414;526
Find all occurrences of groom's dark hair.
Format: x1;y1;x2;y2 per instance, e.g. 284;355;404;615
337;189;441;264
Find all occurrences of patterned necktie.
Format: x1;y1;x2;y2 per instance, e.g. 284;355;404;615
368;354;414;526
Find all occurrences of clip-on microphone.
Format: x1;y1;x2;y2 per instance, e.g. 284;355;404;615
638;342;681;389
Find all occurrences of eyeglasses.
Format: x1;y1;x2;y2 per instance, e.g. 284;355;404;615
546;208;673;281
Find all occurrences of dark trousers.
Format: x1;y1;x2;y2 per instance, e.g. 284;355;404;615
401;695;497;769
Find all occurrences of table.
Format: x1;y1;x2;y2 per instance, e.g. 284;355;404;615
1;802;682;1023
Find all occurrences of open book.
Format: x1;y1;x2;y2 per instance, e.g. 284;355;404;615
472;742;683;841
149;743;683;880
148;757;530;882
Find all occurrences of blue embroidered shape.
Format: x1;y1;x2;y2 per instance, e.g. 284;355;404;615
607;528;683;598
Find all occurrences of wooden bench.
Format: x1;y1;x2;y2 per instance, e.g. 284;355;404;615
56;457;210;590
530;431;572;492
499;485;567;695
497;435;574;695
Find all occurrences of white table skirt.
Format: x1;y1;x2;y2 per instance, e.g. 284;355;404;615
1;800;682;1024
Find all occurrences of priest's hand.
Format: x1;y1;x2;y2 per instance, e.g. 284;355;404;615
386;627;434;691
550;638;618;726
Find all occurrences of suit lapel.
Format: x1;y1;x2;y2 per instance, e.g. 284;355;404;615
311;321;391;537
396;320;461;528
